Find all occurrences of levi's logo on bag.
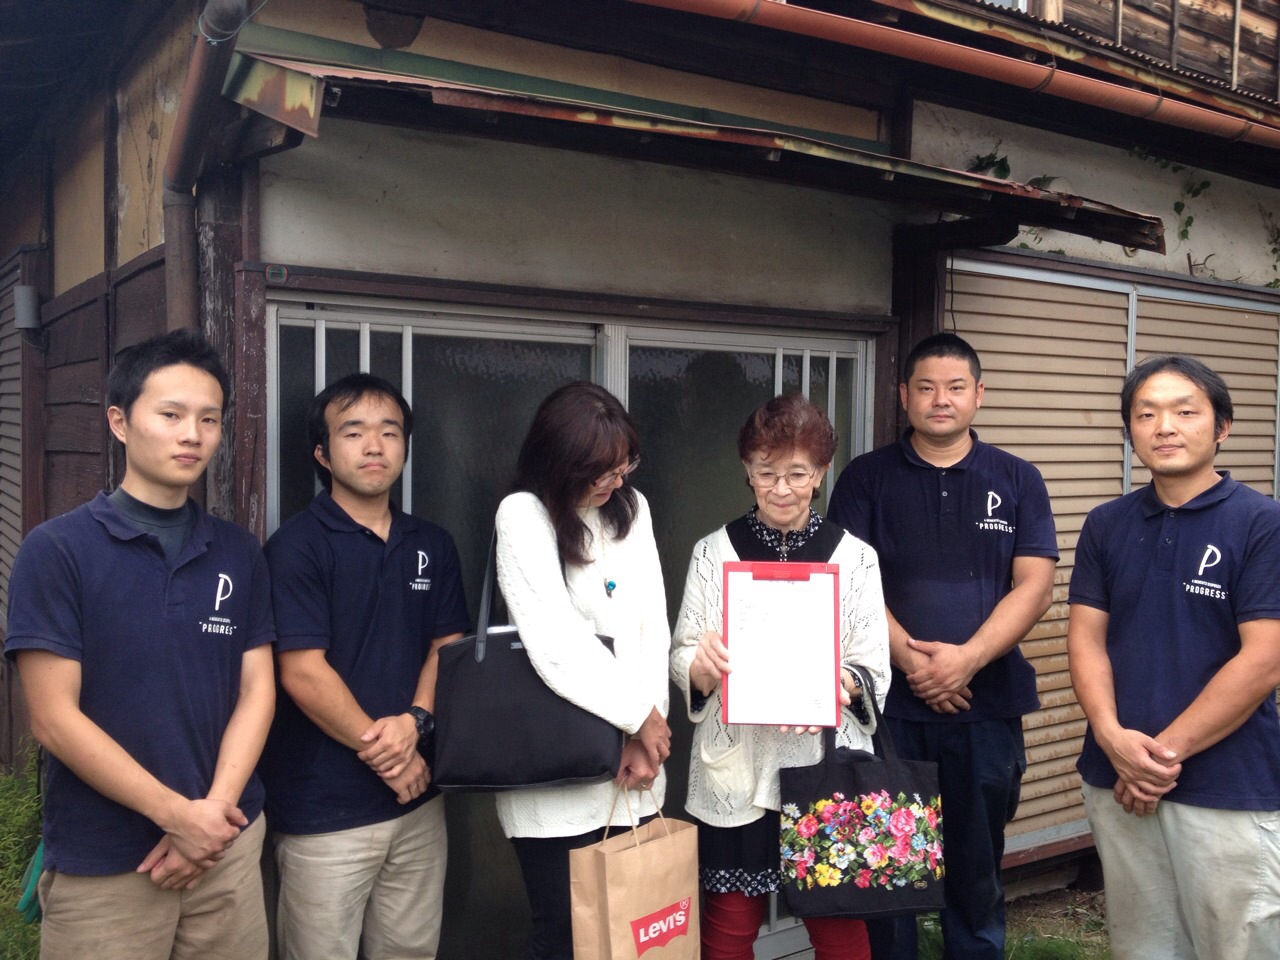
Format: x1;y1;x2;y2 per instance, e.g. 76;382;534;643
630;898;690;955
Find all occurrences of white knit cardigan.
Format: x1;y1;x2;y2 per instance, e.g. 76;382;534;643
493;491;671;839
670;524;891;828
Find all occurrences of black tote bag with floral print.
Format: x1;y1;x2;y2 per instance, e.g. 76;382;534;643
777;676;945;919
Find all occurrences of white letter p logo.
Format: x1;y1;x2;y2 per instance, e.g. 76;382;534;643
986;492;1002;517
215;574;233;611
1197;545;1221;577
417;550;429;576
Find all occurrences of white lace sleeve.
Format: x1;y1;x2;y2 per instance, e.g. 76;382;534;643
836;533;890;731
670;530;727;721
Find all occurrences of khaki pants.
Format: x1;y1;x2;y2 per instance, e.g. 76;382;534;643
38;814;268;960
1084;784;1280;960
274;794;447;960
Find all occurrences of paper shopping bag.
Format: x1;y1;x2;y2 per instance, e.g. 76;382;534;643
570;807;700;960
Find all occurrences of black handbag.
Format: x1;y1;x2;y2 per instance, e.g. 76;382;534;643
433;531;626;791
778;674;945;919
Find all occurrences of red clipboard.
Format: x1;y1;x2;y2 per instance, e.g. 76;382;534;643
720;560;841;727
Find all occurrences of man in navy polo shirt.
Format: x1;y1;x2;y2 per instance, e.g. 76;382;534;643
828;333;1057;960
259;373;469;960
5;330;275;960
1068;355;1280;960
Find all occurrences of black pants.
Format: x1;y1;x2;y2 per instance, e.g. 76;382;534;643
868;717;1026;960
510;817;655;960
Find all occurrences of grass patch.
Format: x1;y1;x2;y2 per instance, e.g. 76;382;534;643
916;888;1110;960
0;749;42;960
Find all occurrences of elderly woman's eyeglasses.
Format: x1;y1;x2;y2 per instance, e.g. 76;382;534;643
747;467;817;490
591;457;641;490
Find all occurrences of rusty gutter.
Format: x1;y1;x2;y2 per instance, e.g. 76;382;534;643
860;0;1280;130
627;0;1280;151
162;0;250;331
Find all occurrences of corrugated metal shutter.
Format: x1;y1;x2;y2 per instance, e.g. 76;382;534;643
0;258;23;628
947;265;1130;842
1134;298;1280;496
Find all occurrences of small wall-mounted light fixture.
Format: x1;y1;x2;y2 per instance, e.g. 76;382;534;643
13;285;40;330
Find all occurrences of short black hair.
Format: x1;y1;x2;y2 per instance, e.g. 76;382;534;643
106;329;230;417
1120;355;1233;444
308;373;414;490
902;332;982;384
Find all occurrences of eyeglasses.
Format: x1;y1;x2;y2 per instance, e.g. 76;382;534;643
747;467;818;490
591;457;641;490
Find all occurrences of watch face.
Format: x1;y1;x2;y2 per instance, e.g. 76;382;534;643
411;707;435;738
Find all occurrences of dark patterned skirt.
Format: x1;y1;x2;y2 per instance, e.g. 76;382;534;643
697;811;782;896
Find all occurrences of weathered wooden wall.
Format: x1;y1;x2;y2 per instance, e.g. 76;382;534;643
0;245;46;772
0;247;167;770
1062;0;1280;97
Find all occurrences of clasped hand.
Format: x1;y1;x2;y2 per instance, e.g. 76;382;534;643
137;797;246;890
358;712;419;779
357;712;430;802
1102;727;1180;817
904;638;975;715
616;707;670;790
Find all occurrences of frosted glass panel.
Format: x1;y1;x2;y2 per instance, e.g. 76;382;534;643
324;327;359;385
370;330;403;390
781;352;801;394
410;335;592;619
277;325;317;524
832;356;855;484
627;347;778;618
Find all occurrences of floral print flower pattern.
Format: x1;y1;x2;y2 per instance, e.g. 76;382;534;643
780;791;943;892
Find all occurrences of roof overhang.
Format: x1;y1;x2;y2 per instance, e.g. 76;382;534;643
225;51;1165;253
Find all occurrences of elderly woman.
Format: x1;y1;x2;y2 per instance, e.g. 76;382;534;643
495;381;672;960
670;392;890;960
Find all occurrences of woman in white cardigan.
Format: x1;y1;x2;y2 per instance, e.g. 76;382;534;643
494;381;671;960
671;393;891;960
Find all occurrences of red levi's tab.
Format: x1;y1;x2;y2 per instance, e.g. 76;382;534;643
630;898;691;956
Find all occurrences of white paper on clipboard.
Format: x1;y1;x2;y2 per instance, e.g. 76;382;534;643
721;561;841;727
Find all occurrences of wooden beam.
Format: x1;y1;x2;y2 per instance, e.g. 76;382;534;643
1232;0;1243;89
1170;0;1180;70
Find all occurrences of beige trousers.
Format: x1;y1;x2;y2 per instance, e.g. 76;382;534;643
38;814;268;960
273;794;448;960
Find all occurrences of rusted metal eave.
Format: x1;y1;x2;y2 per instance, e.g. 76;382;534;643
229;53;1164;253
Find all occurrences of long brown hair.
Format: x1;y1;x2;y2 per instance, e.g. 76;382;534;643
512;382;640;566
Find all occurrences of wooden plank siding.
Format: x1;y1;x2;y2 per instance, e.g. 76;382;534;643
0;254;25;770
946;267;1131;839
39;275;110;532
1059;0;1280;96
1132;297;1280;494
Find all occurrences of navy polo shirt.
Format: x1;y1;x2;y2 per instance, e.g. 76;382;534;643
828;430;1058;722
260;491;470;834
4;493;274;875
1070;474;1280;810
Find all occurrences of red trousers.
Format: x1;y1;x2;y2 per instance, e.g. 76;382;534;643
701;890;871;960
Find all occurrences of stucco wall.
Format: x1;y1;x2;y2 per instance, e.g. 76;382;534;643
912;101;1280;288
52;101;105;296
260;118;893;313
0;164;43;261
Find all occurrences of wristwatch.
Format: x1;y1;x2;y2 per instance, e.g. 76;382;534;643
408;706;435;747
